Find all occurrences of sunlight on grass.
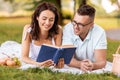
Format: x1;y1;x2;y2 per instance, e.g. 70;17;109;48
95;18;120;30
0;17;31;44
0;17;31;25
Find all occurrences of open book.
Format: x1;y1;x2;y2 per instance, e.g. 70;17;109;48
36;44;76;64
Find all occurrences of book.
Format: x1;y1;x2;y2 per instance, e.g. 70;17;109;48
36;44;76;64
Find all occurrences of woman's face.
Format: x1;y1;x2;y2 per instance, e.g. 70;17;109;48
37;10;55;32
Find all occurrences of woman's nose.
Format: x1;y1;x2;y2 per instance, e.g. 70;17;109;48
45;20;50;25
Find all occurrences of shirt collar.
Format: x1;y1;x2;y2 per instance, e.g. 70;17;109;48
85;28;92;40
73;27;93;41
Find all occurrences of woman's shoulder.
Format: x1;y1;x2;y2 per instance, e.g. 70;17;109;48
23;24;32;33
58;25;63;33
22;24;32;41
54;25;62;36
23;24;31;29
58;25;62;29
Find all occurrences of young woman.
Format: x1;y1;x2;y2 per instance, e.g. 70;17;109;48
21;2;63;67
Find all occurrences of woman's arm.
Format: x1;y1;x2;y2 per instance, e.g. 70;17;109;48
21;25;53;66
54;25;63;46
21;24;37;65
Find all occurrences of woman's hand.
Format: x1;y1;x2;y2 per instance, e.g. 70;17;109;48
37;59;54;67
55;58;64;68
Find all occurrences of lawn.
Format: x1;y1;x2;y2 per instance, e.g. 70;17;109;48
0;17;120;80
0;66;120;80
0;17;31;44
95;17;120;30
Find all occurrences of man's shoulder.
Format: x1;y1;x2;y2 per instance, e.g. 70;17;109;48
90;24;106;39
63;22;73;29
92;24;105;33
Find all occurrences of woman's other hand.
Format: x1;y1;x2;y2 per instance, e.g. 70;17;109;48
55;58;64;68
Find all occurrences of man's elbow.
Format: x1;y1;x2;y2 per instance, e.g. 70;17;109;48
103;61;107;68
101;60;107;68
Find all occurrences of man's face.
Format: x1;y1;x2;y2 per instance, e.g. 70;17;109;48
72;13;94;37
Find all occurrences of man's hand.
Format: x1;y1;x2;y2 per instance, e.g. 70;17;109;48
80;59;93;72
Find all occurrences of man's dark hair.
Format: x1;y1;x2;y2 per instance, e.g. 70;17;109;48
77;5;96;18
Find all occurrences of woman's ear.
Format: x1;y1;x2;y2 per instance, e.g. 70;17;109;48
36;17;39;21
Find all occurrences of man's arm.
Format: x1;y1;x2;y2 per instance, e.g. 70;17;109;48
92;49;107;70
92;29;107;70
68;56;80;69
68;49;106;71
68;57;93;71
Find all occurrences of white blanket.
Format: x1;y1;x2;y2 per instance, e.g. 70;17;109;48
0;41;112;74
0;41;21;59
20;61;112;74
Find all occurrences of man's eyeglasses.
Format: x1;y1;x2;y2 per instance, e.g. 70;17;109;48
71;20;93;28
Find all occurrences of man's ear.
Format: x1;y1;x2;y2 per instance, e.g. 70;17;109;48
90;22;94;28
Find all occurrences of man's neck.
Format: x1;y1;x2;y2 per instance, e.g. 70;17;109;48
79;31;89;41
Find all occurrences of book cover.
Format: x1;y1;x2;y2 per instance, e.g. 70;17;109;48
36;44;76;64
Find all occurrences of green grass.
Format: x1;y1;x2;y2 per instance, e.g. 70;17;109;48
107;39;120;62
95;17;120;30
0;66;120;80
0;17;120;80
0;17;31;44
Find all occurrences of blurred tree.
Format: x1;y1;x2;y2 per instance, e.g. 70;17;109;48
2;0;88;23
4;0;14;3
23;0;62;24
3;0;29;12
110;0;120;17
110;0;120;9
73;0;87;15
79;0;87;7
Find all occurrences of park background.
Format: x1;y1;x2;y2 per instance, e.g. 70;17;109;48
0;0;120;80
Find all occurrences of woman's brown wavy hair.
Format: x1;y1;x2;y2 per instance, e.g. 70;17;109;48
30;2;59;40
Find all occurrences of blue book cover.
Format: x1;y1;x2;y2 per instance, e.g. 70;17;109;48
36;44;76;64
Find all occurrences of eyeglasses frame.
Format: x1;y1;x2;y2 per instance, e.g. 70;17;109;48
71;20;93;28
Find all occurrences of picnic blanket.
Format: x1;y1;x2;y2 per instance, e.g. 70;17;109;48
0;41;112;74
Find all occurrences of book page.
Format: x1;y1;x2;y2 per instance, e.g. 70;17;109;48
42;44;59;48
43;44;75;48
60;45;76;48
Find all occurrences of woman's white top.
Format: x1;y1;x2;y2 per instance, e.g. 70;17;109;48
25;27;55;61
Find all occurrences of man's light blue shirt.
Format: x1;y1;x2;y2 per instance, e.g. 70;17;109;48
62;22;107;62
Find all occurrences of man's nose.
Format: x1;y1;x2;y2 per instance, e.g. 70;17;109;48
74;24;78;28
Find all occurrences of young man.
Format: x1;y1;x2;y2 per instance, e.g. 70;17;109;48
62;5;107;71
